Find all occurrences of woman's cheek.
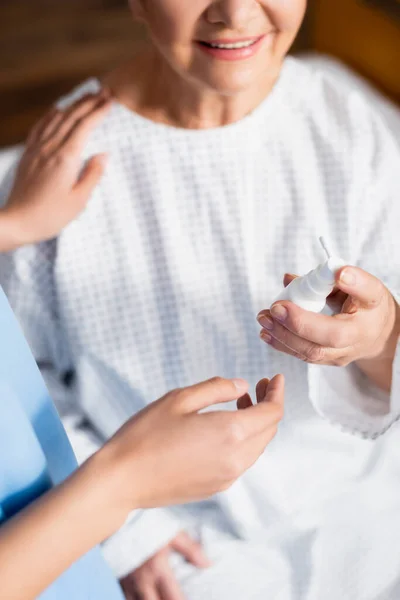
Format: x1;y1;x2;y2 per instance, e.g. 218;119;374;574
261;0;307;31
145;0;207;44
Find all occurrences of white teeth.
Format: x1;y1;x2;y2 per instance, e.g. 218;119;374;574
209;40;255;49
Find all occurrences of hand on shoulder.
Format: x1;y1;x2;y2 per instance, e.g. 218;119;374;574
0;89;111;251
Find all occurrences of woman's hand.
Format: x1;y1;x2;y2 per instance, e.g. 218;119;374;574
0;89;111;251
257;266;399;392
120;531;210;600
97;375;284;523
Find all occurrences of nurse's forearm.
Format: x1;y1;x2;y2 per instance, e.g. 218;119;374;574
0;453;127;600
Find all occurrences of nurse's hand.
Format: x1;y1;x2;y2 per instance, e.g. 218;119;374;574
257;267;399;392
115;376;283;600
100;375;284;516
0;89;111;251
0;376;283;600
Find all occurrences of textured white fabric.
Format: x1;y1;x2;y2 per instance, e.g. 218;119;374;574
1;56;400;597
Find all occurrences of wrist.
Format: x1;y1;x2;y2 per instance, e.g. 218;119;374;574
356;297;400;392
0;206;27;252
376;297;400;362
83;446;141;535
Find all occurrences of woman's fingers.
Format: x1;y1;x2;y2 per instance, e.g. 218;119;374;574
138;584;160;600
121;574;160;600
170;532;210;568
283;273;297;288
260;328;311;361
260;327;350;367
260;303;357;349
156;574;185;600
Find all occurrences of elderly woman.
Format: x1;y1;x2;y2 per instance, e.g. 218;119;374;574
1;1;399;599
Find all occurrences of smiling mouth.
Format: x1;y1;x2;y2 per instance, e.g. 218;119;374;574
199;38;261;50
195;34;270;62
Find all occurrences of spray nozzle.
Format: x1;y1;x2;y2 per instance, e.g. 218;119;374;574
315;237;346;285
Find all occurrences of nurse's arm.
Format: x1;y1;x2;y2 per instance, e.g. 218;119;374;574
0;457;124;600
0;376;284;600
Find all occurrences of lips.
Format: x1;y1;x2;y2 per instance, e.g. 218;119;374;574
199;37;261;50
195;35;267;62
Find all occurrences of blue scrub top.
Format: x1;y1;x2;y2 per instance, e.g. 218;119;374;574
0;286;124;600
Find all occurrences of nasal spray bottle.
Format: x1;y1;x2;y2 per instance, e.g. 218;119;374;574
272;237;347;313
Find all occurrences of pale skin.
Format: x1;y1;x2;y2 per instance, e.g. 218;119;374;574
100;1;399;598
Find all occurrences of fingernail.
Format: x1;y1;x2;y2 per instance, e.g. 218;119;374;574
257;314;274;330
340;268;356;286
271;304;288;322
260;331;272;343
232;378;248;393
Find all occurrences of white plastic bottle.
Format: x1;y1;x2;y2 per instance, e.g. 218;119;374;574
272;237;346;313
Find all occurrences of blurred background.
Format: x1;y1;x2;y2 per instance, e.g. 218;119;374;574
0;0;399;148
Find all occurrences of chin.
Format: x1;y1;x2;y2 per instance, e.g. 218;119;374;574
196;64;272;97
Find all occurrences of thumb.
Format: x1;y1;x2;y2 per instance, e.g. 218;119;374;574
336;266;386;309
73;153;108;200
170;532;211;568
176;377;248;413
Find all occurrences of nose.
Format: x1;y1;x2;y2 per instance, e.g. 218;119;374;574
205;0;256;29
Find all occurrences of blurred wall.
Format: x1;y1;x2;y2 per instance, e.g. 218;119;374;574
0;0;399;148
0;0;145;147
310;0;400;103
